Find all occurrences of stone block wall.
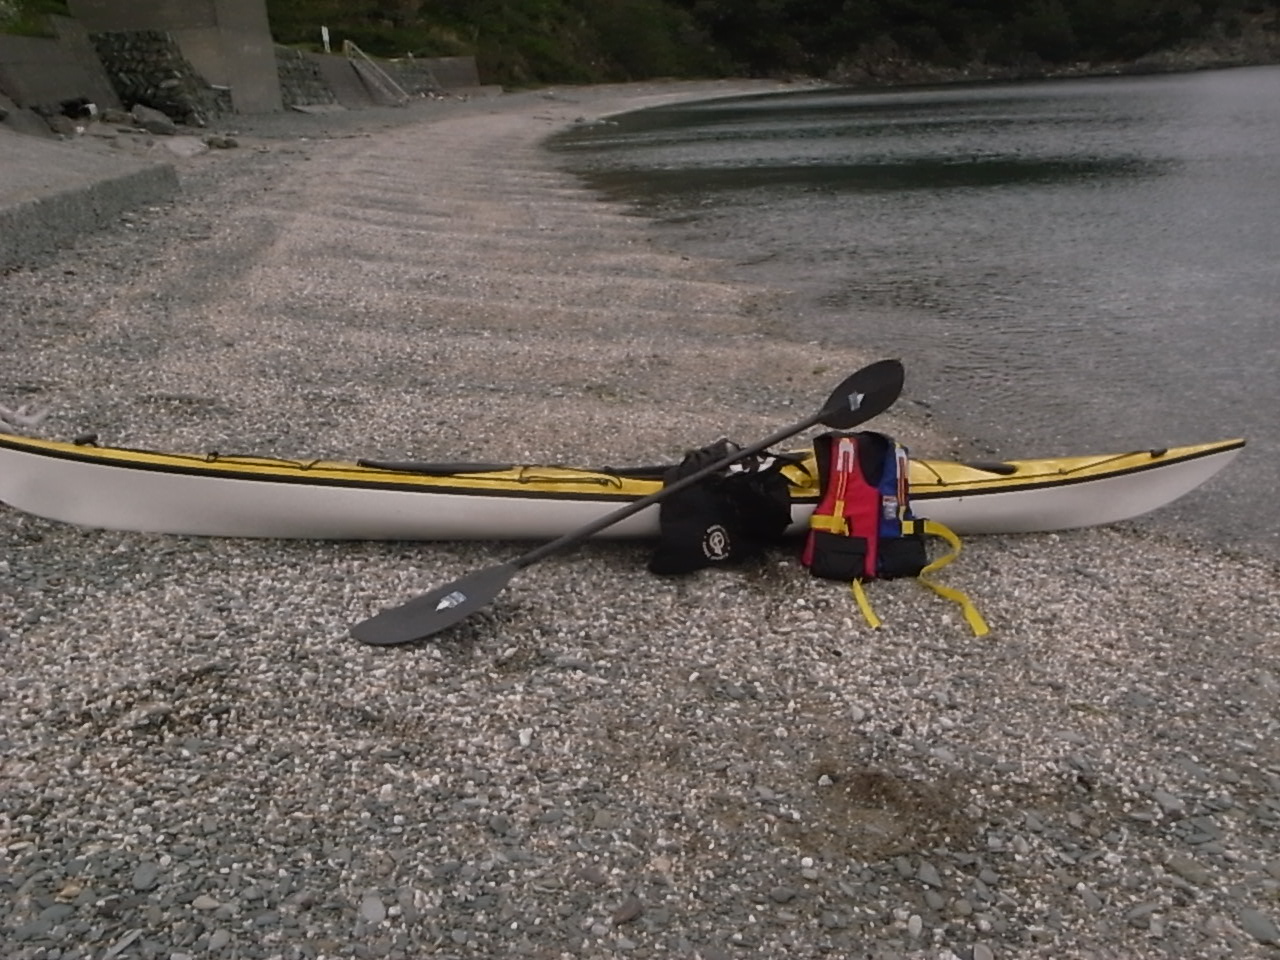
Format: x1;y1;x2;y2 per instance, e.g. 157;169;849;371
90;30;227;124
68;0;282;113
383;58;444;98
275;45;337;107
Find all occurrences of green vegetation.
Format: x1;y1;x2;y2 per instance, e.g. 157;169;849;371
265;0;1280;85
3;0;1277;84
0;0;68;37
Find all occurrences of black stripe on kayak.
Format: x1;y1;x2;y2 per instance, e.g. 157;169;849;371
0;436;668;503
910;438;1245;501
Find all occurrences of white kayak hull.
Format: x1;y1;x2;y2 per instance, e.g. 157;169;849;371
0;432;1244;539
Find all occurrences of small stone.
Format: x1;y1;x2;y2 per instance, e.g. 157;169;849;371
591;809;619;830
769;885;797;904
918;861;943;888
907;914;923;938
162;136;210;158
360;891;386;924
488;814;511;835
39;903;74;923
612;894;643;925
1127;903;1159;927
1153;790;1185;815
207;929;230;950
192;895;220;910
104;929;142;957
1240;908;1280;945
973;944;995;960
1166;855;1213;885
131;863;159;891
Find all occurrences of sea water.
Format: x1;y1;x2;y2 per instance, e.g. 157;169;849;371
550;67;1280;557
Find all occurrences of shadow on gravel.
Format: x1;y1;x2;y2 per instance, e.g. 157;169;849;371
786;764;978;860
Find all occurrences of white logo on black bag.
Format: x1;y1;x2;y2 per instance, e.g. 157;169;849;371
702;524;731;561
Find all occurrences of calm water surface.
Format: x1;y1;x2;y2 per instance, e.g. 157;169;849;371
550;67;1280;557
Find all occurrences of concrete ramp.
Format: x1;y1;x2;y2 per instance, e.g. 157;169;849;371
305;53;377;108
0;127;178;270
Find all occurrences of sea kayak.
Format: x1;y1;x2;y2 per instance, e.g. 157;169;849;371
0;432;1243;540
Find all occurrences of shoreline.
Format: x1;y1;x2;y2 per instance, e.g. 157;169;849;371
3;80;1280;959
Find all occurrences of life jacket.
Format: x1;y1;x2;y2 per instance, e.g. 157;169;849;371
802;431;988;636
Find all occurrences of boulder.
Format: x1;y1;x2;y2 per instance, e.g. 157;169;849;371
130;104;178;136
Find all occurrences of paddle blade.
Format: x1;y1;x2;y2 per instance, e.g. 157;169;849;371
350;562;518;646
819;359;904;429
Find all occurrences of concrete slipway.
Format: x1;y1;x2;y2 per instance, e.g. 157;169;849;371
0;126;177;271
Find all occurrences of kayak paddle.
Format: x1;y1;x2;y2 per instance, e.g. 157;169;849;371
350;359;905;646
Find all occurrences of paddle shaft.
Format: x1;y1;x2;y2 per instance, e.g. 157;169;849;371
512;406;829;570
350;360;903;645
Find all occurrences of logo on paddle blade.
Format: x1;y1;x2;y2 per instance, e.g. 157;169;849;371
848;391;865;411
435;590;467;611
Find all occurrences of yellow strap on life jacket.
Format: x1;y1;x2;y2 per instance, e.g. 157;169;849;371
906;518;990;637
851;579;883;629
809;513;849;535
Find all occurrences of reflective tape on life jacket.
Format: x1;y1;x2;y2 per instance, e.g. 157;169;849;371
802;434;879;579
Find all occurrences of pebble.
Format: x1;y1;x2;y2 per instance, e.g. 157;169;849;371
918;861;943;888
1126;903;1159;927
1240;908;1280;945
613;894;643;924
130;863;159;892
1166;854;1213;885
1077;884;1104;911
360;891;387;924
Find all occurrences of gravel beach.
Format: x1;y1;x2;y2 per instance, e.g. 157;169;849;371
3;80;1279;960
